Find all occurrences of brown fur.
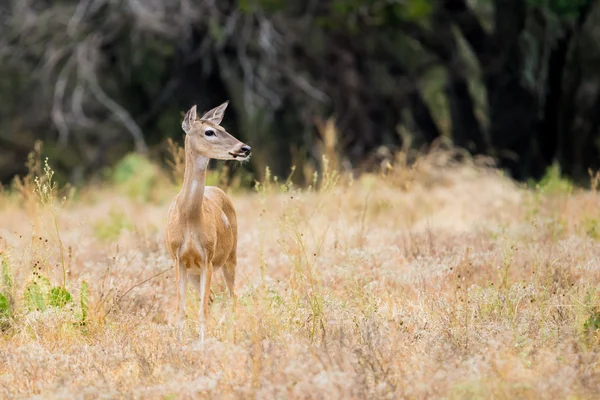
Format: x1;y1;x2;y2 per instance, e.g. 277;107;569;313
165;101;250;342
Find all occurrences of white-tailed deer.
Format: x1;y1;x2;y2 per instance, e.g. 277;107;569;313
165;101;250;342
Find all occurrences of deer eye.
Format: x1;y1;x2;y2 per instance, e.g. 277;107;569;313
205;129;216;137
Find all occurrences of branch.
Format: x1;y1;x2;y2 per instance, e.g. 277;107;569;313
399;15;471;80
137;76;181;126
492;0;526;45
394;17;486;152
87;73;148;153
442;0;492;65
67;0;93;37
70;81;95;128
398;20;453;61
281;65;330;103
52;54;76;147
575;0;596;30
104;266;170;319
491;0;528;77
539;0;598;165
77;36;148;153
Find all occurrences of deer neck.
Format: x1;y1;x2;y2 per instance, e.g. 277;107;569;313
179;139;209;220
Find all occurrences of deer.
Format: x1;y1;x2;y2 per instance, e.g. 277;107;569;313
165;101;251;342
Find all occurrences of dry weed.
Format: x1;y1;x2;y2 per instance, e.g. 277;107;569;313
0;149;599;399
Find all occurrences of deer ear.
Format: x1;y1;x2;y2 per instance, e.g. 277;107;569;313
182;105;197;134
200;101;229;125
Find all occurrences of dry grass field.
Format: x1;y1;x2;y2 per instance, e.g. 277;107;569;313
1;145;600;399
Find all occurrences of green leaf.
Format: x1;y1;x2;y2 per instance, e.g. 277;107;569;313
1;254;12;290
49;286;72;308
584;308;600;332
24;282;46;312
0;292;10;318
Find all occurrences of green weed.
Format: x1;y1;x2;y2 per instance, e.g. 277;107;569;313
535;162;573;195
111;153;163;202
93;209;134;241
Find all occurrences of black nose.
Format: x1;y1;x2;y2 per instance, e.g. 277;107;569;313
241;145;251;154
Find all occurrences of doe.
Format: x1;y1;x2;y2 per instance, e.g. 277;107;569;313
165;101;251;342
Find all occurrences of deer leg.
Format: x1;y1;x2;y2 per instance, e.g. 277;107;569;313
175;257;181;341
176;259;187;343
223;256;238;342
198;262;213;343
222;256;237;314
188;274;214;305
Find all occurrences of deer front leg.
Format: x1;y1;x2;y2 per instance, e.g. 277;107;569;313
176;258;187;343
198;262;213;343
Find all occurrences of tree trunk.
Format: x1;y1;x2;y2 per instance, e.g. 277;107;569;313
443;0;542;179
408;90;441;144
401;11;486;153
486;77;539;180
540;0;596;178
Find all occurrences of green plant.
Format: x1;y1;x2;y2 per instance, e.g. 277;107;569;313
80;280;89;325
112;153;162;202
24;274;51;312
24;271;73;312
1;254;13;291
584;307;600;333
93;209;134;241
582;217;600;240
1;253;14;320
535;162;573;195
32;156;76;288
49;286;73;308
0;292;10;320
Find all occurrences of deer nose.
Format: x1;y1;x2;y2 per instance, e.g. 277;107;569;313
241;145;251;154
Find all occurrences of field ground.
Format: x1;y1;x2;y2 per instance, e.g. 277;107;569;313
1;150;600;399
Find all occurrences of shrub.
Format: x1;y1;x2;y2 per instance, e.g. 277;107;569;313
93;209;134;242
111;153;165;202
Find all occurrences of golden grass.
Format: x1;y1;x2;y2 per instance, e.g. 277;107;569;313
0;148;600;399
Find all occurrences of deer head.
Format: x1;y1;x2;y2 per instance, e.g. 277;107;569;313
181;101;251;161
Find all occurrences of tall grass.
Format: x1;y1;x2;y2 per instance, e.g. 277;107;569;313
0;128;599;398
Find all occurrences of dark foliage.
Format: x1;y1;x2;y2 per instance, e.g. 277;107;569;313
0;0;598;185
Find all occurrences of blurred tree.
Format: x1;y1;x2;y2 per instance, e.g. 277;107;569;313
0;0;598;185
